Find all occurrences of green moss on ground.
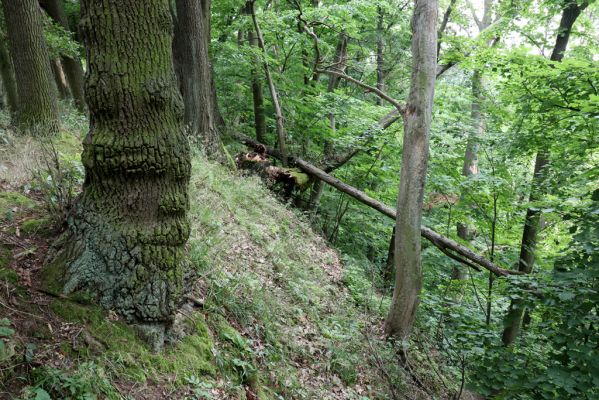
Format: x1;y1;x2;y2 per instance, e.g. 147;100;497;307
49;299;216;384
39;252;67;295
0;247;16;284
20;217;53;236
0;191;36;221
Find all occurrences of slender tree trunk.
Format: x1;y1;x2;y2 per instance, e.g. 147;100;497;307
383;226;396;284
249;0;288;166
248;29;267;144
0;38;17;115
40;0;86;113
376;7;385;106
501;0;588;346
1;0;59;135
173;0;223;158
307;33;348;215
384;0;438;339
63;0;191;351
51;58;70;99
453;0;492;281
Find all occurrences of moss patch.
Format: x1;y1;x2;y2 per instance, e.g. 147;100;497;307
39;252;67;296
49;299;216;384
20;217;53;236
0;247;16;284
0;191;36;221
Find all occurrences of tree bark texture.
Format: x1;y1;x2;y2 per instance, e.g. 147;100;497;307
173;0;223;157
1;0;59;135
0;38;17;115
501;0;588;346
65;0;191;350
40;0;87;113
384;0;438;339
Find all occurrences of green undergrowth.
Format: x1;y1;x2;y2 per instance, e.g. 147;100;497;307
0;126;441;398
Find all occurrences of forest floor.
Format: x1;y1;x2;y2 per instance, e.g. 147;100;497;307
0;113;461;399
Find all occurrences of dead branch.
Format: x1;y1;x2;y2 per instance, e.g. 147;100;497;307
236;135;520;277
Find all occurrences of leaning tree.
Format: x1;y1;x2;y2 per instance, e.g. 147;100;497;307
61;0;191;350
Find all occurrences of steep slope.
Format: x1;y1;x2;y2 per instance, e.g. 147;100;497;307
0;124;448;399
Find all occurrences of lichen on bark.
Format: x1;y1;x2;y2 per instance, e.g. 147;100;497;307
60;0;192;351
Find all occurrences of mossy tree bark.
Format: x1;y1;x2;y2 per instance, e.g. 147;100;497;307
1;0;59;135
384;0;437;339
40;0;87;113
0;38;17;115
65;0;191;350
173;0;223;158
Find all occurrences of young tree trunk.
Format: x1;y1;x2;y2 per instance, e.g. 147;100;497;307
173;0;223;158
1;0;59;135
40;0;86;113
64;0;191;351
307;33;348;215
383;226;396;284
51;58;70;99
376;7;385;106
0;38;17;115
249;0;288;166
248;29;267;144
453;0;492;281
384;0;438;339
501;0;588;346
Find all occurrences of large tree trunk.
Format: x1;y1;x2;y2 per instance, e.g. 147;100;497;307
40;0;87;113
501;0;588;346
384;0;438;339
173;0;223;158
1;0;59;135
0;38;17;115
63;0;191;351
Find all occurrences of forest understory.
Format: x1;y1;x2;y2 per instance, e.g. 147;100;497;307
0;112;469;399
0;0;597;399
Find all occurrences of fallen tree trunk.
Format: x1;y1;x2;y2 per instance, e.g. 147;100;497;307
237;134;518;277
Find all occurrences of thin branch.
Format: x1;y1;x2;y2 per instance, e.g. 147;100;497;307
437;0;457;59
316;68;406;113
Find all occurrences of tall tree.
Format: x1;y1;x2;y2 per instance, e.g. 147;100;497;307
63;0;191;350
244;1;266;144
453;0;493;280
40;0;86;113
173;0;223;157
1;0;59;134
376;7;385;106
501;0;589;346
384;0;438;338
